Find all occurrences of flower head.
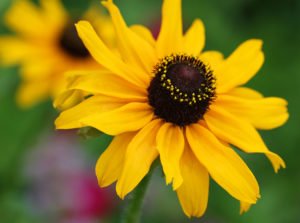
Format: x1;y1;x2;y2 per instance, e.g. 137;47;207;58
0;0;115;108
55;0;289;217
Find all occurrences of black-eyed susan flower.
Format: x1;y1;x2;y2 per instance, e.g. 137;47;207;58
0;0;115;108
55;0;289;218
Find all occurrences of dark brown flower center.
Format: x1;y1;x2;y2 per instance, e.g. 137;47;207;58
147;54;216;126
59;20;90;58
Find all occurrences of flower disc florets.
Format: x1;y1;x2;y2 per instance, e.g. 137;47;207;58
59;21;90;58
148;54;216;126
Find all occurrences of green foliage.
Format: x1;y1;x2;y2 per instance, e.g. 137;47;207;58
62;0;92;17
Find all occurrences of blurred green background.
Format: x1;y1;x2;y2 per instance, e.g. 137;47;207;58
0;0;299;222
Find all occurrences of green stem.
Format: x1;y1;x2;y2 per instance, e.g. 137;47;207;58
121;169;154;223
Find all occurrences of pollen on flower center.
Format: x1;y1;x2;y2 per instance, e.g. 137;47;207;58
59;21;90;58
148;54;216;126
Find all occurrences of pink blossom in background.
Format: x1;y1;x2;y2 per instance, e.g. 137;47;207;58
24;131;115;223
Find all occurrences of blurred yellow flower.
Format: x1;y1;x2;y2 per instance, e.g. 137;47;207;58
55;0;289;218
0;0;115;108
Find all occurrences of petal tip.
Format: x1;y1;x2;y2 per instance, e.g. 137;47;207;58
165;177;172;186
239;201;253;214
274;162;286;173
75;20;88;27
54;117;63;129
282;112;290;125
97;179;107;188
268;153;286;173
180;208;192;218
257;193;261;199
101;0;113;7
116;185;125;200
75;20;91;33
239;39;264;53
250;39;264;48
194;18;204;27
172;178;183;191
239;208;247;215
96;172;113;188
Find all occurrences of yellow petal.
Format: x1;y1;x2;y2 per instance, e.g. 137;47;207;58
68;70;147;102
75;21;148;88
156;0;183;57
199;51;224;71
205;104;285;172
176;145;209;218
19;58;53;80
216;94;289;130
130;25;155;47
186;124;260;203
64;69;92;78
216;39;264;93
240;201;252;214
53;70;95;110
53;89;85;111
55;95;125;129
183;19;205;56
227;87;263;99
81;102;154;135
116;119;162;199
40;0;67;31
156;123;184;190
102;0;156;74
96;132;136;187
83;7;116;49
16;80;51;108
0;37;38;65
5;0;49;38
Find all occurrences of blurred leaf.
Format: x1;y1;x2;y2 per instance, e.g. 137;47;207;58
0;0;10;15
0;67;54;189
81;134;113;161
0;192;41;223
62;0;92;17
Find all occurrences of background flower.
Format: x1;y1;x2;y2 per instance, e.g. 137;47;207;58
0;0;115;108
24;131;115;223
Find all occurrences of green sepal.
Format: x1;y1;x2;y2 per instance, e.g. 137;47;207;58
78;127;103;140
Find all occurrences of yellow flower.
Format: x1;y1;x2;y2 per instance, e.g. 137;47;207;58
55;0;289;217
0;0;115;108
